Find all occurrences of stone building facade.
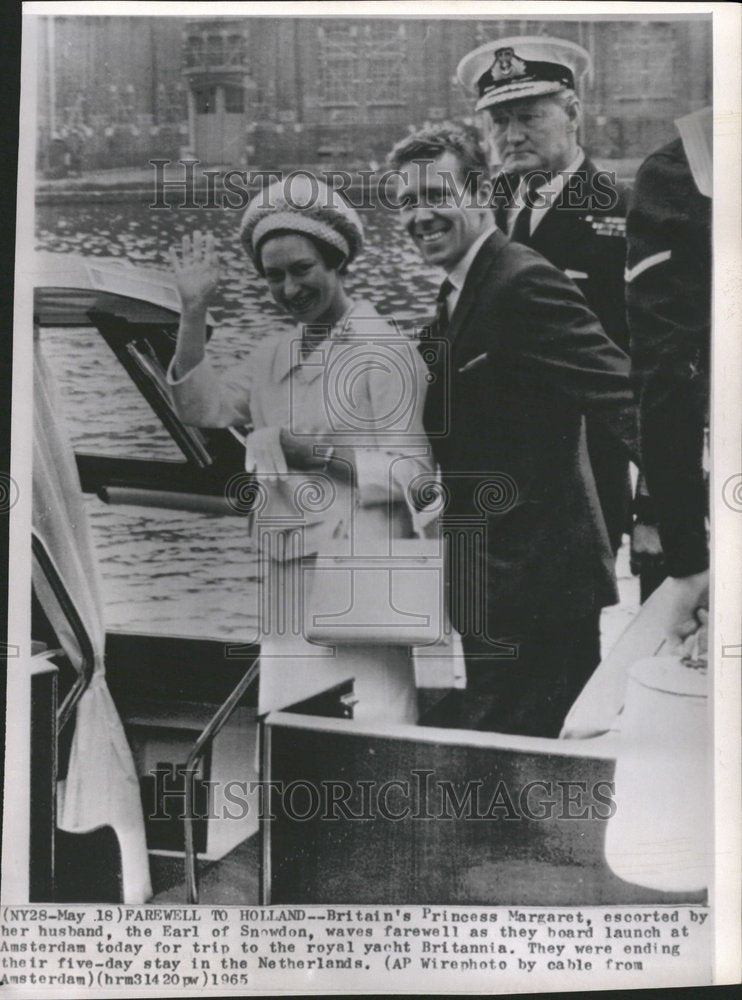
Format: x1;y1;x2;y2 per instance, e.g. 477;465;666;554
37;14;712;174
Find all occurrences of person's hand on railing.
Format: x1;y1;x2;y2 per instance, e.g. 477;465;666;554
629;521;665;579
663;568;710;655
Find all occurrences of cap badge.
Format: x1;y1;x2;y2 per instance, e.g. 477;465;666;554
491;48;528;81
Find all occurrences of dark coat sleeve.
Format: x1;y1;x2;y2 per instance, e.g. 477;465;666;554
626;140;710;577
501;254;640;466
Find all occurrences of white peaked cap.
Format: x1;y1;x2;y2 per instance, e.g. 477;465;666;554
457;36;592;111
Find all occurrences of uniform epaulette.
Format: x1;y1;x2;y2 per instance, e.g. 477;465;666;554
585;215;626;237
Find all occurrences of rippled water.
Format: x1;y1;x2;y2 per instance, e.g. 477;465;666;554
35;202;444;640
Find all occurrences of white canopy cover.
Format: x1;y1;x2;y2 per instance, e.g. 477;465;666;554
32;344;151;903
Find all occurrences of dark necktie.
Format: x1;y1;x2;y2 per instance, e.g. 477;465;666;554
434;278;455;339
510;173;551;244
492;171;520;232
421;278;455;438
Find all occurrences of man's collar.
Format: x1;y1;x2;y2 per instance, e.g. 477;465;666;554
553;147;587;192
561;147;586;178
513;149;586;237
446;225;497;289
518;148;586;203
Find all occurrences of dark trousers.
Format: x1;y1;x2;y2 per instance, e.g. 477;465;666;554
586;421;632;556
448;613;602;738
640;563;667;604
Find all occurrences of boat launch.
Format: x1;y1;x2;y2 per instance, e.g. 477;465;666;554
16;252;709;908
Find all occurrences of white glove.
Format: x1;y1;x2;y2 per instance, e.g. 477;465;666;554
244;426;288;480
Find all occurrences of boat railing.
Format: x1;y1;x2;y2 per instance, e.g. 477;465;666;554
183;658;260;904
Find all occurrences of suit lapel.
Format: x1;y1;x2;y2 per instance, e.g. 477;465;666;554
527;196;564;253
448;230;507;361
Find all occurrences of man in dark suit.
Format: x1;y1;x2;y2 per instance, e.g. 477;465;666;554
388;123;640;738
456;37;664;594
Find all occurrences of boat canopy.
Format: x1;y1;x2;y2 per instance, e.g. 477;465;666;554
32;343;151;903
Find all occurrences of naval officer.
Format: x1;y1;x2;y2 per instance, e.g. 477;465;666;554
457;36;664;596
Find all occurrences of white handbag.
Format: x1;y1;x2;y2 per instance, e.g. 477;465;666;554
305;536;447;648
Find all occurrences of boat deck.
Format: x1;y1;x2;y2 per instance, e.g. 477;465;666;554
151;835;260;904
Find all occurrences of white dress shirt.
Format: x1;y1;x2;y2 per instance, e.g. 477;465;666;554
443;224;497;317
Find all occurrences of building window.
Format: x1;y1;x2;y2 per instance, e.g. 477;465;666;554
195;87;216;115
185;25;246;70
205;34;224;67
224;85;244;114
609;23;676;100
365;23;407;106
318;22;360;105
225;33;246;66
317;21;407;108
185;35;204;69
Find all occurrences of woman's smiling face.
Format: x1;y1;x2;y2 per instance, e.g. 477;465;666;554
260;234;345;328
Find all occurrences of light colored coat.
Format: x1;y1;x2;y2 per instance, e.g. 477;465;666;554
167;299;438;719
168;299;433;558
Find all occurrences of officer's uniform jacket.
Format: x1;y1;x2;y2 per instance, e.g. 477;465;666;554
494;155;634;549
496;155;629;350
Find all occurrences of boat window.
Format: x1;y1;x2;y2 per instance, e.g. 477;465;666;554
36;325;260;643
38;327;185;461
123;337;214;466
85;496;261;641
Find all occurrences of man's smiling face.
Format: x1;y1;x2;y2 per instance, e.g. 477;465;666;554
395;151;491;272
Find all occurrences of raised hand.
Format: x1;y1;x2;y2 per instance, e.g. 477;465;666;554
168;231;219;379
168;230;220;316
